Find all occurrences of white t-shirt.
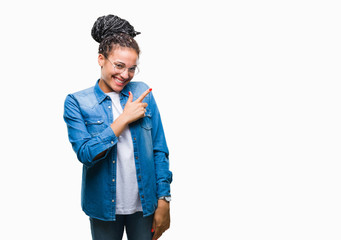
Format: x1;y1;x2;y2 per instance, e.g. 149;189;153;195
106;91;142;215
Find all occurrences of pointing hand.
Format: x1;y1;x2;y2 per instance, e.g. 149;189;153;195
122;88;152;124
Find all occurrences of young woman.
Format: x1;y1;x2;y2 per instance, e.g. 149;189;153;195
63;14;172;240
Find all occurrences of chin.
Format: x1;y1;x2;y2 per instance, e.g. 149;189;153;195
111;82;129;93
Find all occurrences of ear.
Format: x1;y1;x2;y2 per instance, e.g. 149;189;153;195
98;54;105;68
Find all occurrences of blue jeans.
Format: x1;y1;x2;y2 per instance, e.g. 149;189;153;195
90;212;154;240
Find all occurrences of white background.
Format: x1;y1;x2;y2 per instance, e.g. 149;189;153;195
0;0;340;239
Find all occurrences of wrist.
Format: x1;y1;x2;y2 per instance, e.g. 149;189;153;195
119;112;130;125
158;199;170;208
111;114;129;137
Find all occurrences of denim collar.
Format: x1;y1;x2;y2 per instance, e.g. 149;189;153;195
94;79;130;104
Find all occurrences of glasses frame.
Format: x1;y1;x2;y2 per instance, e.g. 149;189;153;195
105;57;139;76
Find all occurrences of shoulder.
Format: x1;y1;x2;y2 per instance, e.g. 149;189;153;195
126;81;150;92
65;86;98;108
71;86;95;98
125;81;151;100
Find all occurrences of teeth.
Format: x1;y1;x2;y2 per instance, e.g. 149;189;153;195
115;78;124;84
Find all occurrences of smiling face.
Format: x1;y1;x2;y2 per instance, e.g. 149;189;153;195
98;47;139;93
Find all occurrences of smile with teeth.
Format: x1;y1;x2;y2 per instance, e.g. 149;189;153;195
113;77;126;84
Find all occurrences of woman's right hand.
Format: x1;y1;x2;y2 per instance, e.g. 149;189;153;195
111;88;152;137
122;88;152;124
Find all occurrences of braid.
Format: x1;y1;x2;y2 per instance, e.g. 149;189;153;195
98;33;140;58
91;15;140;57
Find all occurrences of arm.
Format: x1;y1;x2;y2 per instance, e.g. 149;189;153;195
64;90;151;167
92;116;129;161
63;94;118;167
150;92;172;197
149;92;172;240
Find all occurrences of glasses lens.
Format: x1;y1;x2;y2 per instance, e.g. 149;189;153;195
114;63;125;72
112;60;139;76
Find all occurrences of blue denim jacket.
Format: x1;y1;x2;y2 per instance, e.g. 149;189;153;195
63;80;172;221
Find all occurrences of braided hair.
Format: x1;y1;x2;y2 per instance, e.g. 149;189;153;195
91;14;141;58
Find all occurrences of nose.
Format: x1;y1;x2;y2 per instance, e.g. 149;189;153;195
120;68;130;79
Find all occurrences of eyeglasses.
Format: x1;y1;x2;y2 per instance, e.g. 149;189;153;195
105;57;139;75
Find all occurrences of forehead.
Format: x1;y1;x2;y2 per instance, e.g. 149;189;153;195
109;47;138;64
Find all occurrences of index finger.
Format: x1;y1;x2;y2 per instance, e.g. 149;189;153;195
136;88;152;102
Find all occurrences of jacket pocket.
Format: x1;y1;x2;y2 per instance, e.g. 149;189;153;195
140;111;152;130
85;119;106;137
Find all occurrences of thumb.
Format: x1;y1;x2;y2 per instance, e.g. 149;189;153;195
128;91;133;102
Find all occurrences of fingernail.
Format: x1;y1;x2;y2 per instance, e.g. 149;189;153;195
149;88;152;92
151;228;154;232
129;91;131;95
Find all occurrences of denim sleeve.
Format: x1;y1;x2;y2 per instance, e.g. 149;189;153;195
63;94;118;167
149;92;173;197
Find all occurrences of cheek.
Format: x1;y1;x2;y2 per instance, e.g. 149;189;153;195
101;66;112;77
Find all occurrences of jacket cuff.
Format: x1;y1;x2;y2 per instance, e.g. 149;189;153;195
157;183;171;198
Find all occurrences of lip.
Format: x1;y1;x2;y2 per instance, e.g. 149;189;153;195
113;76;127;86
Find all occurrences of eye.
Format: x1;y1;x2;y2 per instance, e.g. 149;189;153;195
128;67;137;72
114;63;125;70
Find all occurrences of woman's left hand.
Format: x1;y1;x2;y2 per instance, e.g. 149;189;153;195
152;200;170;240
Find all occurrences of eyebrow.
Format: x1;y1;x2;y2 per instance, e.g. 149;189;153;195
114;60;137;67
